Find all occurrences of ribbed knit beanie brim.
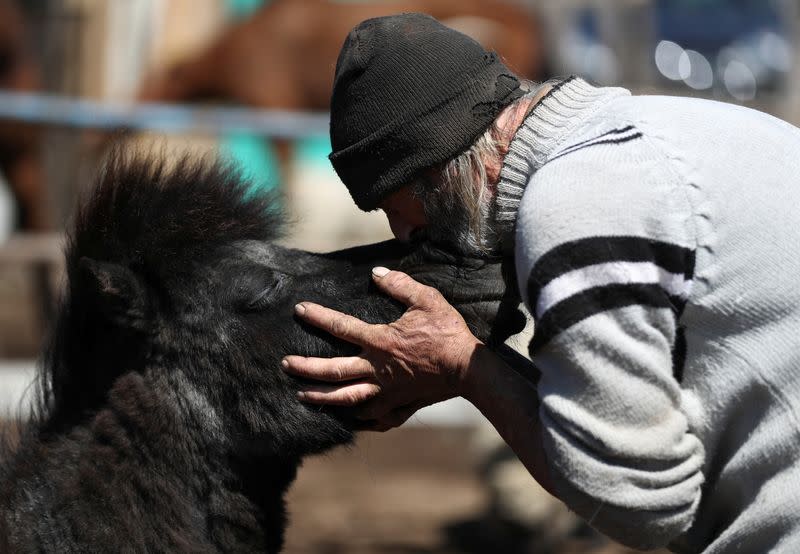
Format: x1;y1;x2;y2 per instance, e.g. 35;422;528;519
329;13;524;211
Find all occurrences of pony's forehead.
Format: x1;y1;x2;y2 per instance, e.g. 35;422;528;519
226;240;319;274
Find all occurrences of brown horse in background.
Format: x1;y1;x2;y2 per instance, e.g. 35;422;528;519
140;0;546;172
0;0;546;230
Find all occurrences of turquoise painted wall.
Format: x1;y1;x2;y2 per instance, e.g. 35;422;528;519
220;0;333;198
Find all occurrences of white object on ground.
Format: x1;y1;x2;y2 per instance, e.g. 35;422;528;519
0;360;36;419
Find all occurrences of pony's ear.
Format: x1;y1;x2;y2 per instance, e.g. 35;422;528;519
78;257;149;329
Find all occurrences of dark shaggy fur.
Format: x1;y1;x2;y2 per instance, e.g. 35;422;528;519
0;152;522;552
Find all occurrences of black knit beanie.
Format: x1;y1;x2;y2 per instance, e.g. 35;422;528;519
329;13;524;211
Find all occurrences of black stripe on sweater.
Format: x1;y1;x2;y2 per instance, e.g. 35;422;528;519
527;236;696;306
553;125;636;156
548;132;644;164
529;283;680;353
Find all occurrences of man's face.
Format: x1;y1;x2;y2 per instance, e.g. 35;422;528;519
379;186;428;242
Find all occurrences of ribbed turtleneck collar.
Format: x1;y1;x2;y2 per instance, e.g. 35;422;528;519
492;77;631;250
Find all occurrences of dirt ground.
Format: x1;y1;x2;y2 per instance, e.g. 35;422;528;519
284;427;668;554
0;420;668;554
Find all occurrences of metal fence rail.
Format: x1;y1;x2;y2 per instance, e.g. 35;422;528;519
0;90;330;139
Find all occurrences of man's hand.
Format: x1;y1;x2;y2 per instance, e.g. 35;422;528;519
282;267;482;431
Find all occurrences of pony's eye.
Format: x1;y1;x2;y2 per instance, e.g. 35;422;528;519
244;274;286;311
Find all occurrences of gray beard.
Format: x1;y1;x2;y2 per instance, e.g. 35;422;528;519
421;194;502;258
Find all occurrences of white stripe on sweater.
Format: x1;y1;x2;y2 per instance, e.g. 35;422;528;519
535;261;694;319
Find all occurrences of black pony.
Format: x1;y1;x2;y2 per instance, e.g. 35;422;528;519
0;153;523;552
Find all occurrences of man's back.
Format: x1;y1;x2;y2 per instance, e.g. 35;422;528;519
634;92;800;553
513;78;800;552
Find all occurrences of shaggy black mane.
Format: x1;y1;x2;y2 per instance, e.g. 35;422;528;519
71;151;283;278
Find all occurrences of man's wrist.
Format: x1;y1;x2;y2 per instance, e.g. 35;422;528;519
458;343;503;406
458;344;556;497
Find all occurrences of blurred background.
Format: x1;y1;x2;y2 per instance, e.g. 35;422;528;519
1;0;798;552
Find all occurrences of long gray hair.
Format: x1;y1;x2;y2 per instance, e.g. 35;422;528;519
413;80;547;256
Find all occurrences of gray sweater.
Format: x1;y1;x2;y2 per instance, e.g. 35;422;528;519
498;77;800;553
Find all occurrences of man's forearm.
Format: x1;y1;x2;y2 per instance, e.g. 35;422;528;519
461;345;557;497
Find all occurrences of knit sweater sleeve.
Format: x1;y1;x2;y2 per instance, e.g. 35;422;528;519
514;133;705;550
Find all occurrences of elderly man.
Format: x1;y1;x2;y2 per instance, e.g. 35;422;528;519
282;13;800;553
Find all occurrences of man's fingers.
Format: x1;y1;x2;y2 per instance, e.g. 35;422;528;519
296;382;381;406
371;268;441;308
294;302;373;345
282;355;372;382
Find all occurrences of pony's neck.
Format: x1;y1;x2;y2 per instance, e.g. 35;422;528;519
2;372;297;553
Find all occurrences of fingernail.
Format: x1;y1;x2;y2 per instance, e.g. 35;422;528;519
281;358;289;369
372;266;389;278
296;391;306;400
294;303;306;316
